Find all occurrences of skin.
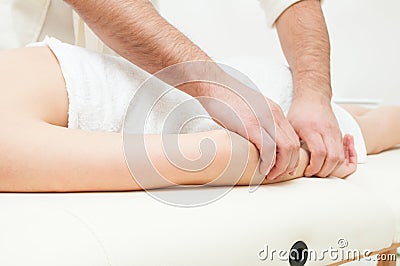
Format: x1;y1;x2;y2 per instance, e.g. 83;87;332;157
340;105;400;154
0;47;360;192
276;0;344;178
62;0;332;179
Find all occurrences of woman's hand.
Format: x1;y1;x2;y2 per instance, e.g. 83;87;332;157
330;134;357;178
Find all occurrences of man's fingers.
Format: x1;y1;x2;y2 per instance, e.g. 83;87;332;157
279;118;300;173
266;126;296;180
266;102;300;178
304;133;326;177
316;135;345;177
315;138;343;177
259;128;276;176
267;156;288;180
248;127;276;177
266;151;291;180
287;144;300;175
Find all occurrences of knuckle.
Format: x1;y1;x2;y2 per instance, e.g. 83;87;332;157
308;121;319;129
326;153;340;163
325;123;335;130
279;143;290;153
313;148;326;157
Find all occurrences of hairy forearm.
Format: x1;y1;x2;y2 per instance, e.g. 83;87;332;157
64;0;211;74
276;0;332;99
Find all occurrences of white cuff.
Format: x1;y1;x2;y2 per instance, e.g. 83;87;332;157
259;0;305;27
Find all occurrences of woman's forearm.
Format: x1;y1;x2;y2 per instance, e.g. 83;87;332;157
137;130;263;188
127;129;311;188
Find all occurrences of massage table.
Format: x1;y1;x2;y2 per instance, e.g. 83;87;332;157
0;148;398;266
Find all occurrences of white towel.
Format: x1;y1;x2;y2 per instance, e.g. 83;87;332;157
29;37;220;134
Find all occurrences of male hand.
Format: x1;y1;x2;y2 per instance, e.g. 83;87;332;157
196;81;300;181
287;94;344;177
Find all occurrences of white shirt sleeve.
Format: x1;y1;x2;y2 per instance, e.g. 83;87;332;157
259;0;303;27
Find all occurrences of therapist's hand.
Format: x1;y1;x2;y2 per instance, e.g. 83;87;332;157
287;93;345;177
275;0;344;177
194;80;300;180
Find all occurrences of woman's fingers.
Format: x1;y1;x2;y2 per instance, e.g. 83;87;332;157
330;134;358;178
348;135;358;163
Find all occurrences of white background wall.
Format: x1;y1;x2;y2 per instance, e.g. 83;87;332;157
157;0;400;105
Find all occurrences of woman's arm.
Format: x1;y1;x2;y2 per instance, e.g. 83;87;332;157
0;120;265;192
0;119;355;193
